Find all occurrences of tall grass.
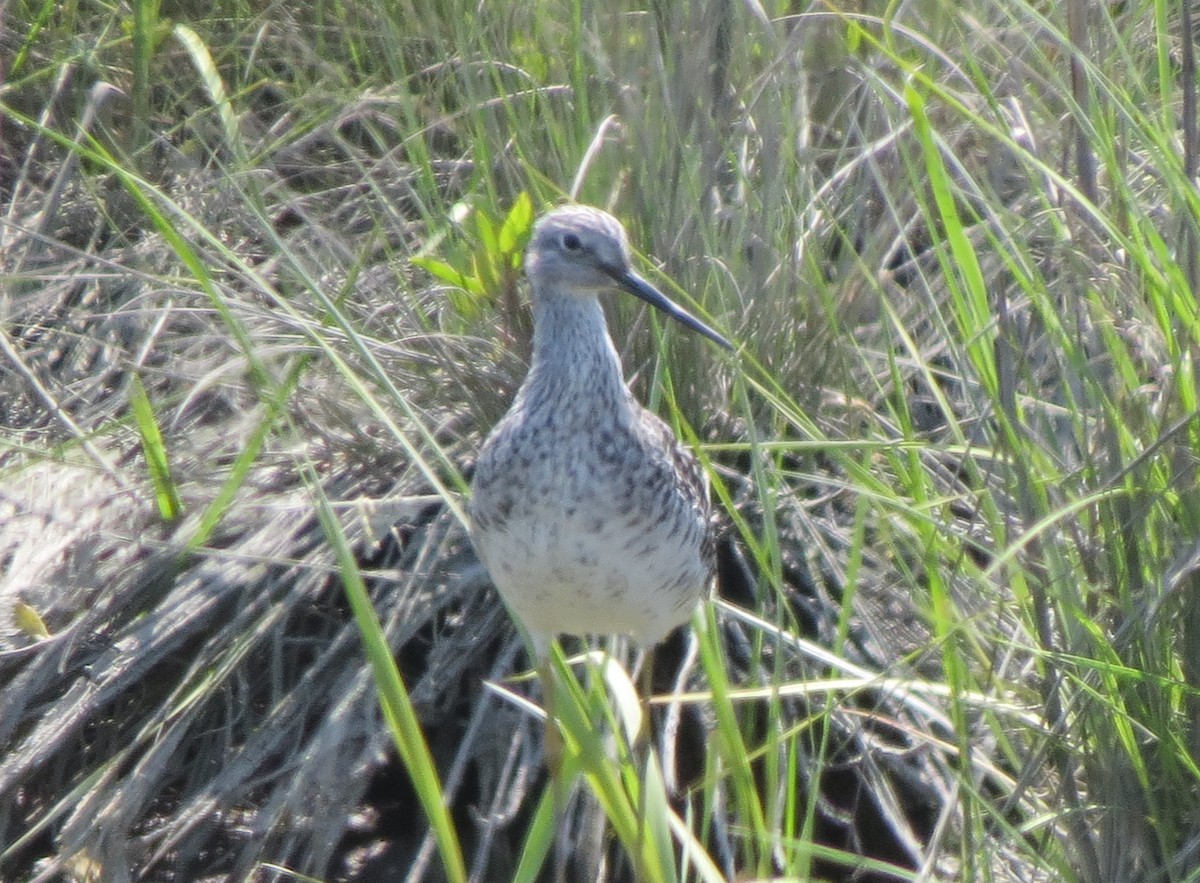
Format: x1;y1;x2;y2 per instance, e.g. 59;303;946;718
2;0;1199;881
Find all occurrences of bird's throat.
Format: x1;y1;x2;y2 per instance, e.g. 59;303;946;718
523;292;630;416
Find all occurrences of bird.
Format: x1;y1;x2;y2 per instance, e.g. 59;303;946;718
468;203;731;780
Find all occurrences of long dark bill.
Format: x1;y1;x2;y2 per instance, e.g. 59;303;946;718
616;269;733;351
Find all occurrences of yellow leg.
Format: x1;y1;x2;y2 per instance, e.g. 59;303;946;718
638;650;654;752
540;653;568;819
635;649;655;856
540;656;562;776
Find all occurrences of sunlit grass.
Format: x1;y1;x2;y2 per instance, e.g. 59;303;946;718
3;0;1200;880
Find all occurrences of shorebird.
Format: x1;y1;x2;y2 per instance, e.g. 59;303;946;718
469;204;731;776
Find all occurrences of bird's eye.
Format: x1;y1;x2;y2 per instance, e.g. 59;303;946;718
561;233;582;251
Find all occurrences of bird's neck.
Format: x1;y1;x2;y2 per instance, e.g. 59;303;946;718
520;291;632;415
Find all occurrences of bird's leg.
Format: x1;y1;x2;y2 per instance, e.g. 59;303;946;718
540;652;567;813
635;647;654;848
637;648;654;754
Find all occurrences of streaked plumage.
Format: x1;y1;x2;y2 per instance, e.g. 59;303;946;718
469;204;730;772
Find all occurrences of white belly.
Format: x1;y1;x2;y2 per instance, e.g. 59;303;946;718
470;389;713;648
473;500;707;646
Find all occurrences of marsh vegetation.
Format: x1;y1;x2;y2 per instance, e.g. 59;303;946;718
2;1;1199;881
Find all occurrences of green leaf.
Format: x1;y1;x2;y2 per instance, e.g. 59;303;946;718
446;287;483;322
13;601;51;639
475;210;498;257
474;250;501;299
129;374;183;522
411;256;484;295
311;479;467;883
499;191;534;257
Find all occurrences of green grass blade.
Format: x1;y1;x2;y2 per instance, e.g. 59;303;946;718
128;374;182;522
310;474;467;883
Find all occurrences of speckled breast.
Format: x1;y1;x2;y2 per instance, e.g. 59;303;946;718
470;410;711;645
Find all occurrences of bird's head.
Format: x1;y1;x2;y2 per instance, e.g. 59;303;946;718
525;205;731;350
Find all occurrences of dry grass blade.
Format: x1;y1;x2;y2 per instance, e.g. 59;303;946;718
2;1;1199;881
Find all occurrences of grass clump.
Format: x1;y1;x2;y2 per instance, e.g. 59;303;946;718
2;1;1199;881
